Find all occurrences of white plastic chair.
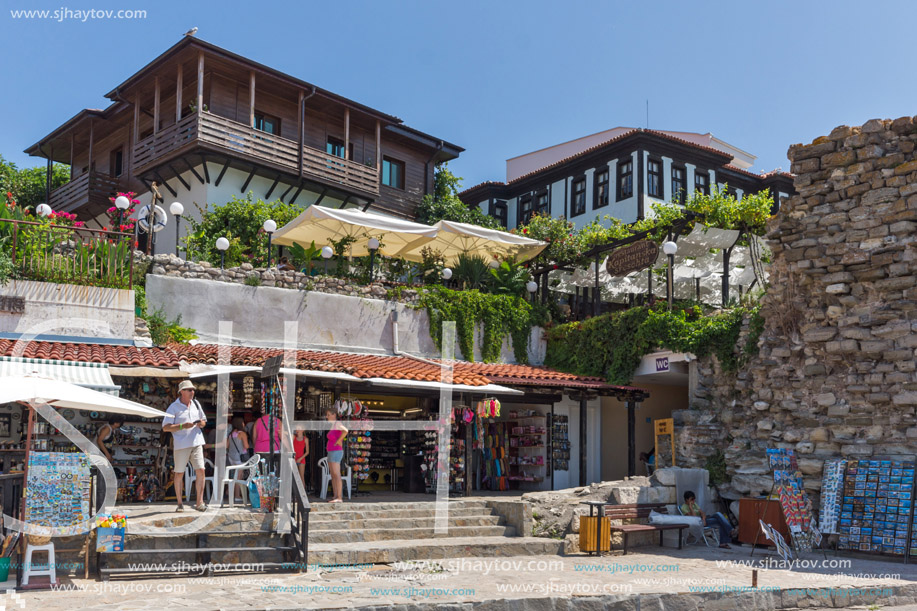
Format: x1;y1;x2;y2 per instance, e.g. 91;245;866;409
318;456;352;500
22;542;56;585
221;455;261;507
677;504;719;546
185;457;216;503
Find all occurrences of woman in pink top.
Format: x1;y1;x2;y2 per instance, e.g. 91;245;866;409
325;407;348;503
252;410;283;472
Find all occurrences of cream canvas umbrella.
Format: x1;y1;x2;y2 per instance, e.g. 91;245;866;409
271;205;439;257
397;220;547;264
0;375;165;418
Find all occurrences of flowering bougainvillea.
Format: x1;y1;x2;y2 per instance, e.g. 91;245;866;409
107;192;139;233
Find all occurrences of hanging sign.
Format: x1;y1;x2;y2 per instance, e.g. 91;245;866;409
261;355;283;378
605;240;658;276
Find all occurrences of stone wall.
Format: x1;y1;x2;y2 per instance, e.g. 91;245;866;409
144;253;420;303
676;116;917;502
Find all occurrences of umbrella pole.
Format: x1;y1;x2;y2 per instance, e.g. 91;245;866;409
19;403;35;563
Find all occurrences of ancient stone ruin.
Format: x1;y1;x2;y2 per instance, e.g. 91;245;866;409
678;116;917;502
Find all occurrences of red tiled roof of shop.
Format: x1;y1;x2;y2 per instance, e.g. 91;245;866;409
0;340;642;394
0;339;178;367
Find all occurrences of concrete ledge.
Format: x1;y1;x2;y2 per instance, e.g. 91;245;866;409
483;500;533;537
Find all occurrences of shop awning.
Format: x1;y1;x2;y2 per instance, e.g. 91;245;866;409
272;205;439;258
364;377;524;395
185;364;262;379
0;375;164;418
0;356;120;396
396;220;547;265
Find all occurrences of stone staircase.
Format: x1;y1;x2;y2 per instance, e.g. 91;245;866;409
307;499;563;565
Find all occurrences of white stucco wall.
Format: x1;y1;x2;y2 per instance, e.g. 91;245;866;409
145;274;547;364
0;279;134;340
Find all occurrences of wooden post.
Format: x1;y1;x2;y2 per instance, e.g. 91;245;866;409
722;246;732;307
153;76;160;134
375;120;382;175
579;396;587;487
627;401;636;477
69;133;74;181
45;150;51;206
88;120;94;173
249;71;256;127
197;51;204;115
297;90;304;176
20;404;34;533
176;63;183;122
344;108;350;160
133;96;140;146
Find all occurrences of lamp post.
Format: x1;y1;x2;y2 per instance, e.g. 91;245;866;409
170;202;184;257
216;237;229;271
114;196;130;232
263;219;277;267
367;237;380;281
526;279;538;302
36;203;52;218
442;267;452;283
662;240;678;311
321;245;333;275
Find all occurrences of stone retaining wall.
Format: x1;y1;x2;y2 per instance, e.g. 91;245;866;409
142;253;419;304
676;116;917;501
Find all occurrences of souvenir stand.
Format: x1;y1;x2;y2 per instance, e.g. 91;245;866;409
0;376;164;588
752;448;822;561
821;456;917;563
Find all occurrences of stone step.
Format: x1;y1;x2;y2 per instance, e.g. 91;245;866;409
101;534;293;569
309;514;502;531
307;500;489;513
309;525;515;544
307;535;563;565
308;506;493;522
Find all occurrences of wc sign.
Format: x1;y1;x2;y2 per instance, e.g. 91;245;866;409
655;356;670;372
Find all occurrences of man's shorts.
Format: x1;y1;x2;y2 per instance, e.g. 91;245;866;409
173;445;205;474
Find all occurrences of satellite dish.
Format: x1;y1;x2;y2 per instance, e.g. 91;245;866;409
137;204;168;233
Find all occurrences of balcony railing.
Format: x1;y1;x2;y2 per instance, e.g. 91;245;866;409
0;219;134;289
132;113;380;196
48;170;122;214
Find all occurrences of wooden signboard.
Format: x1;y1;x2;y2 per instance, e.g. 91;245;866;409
605;240;659;277
654;418;675;469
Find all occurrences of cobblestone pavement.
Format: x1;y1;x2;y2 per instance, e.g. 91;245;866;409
9;544;917;610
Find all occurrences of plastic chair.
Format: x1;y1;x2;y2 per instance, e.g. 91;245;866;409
23;542;56;585
185;457;216;503
318;456;352;500
677;504;719;546
221;455;261;507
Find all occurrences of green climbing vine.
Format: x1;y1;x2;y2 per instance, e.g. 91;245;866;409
544;303;761;385
417;285;538;364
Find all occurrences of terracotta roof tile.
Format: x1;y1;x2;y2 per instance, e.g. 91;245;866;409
0;340;642;394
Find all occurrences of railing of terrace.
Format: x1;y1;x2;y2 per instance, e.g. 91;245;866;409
0;219;135;290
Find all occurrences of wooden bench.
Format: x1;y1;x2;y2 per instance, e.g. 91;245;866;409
605;503;689;555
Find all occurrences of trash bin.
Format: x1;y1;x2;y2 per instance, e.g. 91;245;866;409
579;516;611;553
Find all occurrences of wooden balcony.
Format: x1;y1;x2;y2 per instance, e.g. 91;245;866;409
131;112;380;196
49;170;122;215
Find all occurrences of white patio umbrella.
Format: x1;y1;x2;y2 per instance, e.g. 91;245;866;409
0;375;164;418
271;205;439;258
396;220;547;264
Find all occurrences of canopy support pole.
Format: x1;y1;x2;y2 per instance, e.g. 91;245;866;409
593;253;600;316
579;396;587;487
627;401;636;477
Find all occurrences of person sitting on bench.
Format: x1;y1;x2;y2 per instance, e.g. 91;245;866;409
680;490;733;549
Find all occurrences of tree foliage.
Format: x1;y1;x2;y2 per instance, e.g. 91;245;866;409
0;155;70;210
415;163;503;230
181;192;303;267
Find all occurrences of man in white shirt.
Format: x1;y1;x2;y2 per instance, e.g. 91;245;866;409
162;380;207;512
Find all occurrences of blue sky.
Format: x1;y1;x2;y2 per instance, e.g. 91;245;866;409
3;0;915;191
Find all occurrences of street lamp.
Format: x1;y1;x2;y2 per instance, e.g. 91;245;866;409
526;279;538;301
321;245;334;275
36;203;52;218
367;237;380;281
662;240;678;311
442;268;453;281
216;237;230;271
489;259;500;269
263;219;277;267
114;196;130;232
170;202;184;257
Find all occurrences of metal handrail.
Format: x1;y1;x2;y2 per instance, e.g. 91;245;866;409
289;471;311;572
0;219;135;289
